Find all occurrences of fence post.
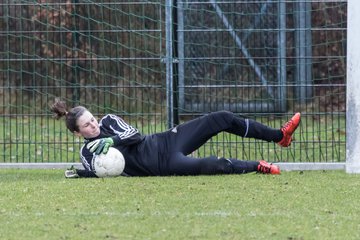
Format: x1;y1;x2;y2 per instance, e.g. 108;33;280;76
165;0;177;128
177;1;185;112
277;0;287;112
294;1;312;103
346;0;360;173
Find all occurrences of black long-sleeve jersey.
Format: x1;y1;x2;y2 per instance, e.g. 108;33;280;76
80;114;164;176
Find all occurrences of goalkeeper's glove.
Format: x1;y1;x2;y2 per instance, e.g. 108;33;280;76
87;137;114;155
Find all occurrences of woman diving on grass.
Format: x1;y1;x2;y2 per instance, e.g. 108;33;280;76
50;98;300;178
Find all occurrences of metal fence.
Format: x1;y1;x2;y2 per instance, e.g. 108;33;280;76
0;1;346;167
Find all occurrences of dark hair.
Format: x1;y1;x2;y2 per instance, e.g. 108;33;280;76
50;98;88;133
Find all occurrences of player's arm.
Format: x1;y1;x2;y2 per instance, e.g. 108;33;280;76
65;145;98;178
102;114;143;145
88;114;144;154
64;167;98;178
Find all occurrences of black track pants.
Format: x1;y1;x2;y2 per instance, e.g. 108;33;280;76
164;111;282;175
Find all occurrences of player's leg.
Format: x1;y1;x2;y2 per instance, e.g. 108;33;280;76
238;112;300;147
208;111;300;144
166;152;254;175
169;113;224;155
166;152;280;175
172;110;297;155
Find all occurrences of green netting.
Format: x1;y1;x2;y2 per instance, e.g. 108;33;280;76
0;1;346;164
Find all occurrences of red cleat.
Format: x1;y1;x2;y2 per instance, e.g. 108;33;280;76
257;160;281;175
277;112;301;147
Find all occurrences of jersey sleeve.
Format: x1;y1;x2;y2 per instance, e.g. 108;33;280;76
79;144;96;172
100;114;144;146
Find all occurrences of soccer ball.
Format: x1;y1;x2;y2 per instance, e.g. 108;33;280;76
93;147;125;178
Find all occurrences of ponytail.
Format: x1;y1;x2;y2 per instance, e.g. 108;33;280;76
50;98;88;133
50;98;68;119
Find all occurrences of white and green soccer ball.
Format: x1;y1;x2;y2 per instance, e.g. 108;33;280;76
93;147;125;177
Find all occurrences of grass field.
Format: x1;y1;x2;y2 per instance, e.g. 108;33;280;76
1;169;359;240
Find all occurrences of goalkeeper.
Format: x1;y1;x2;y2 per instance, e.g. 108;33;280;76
50;98;300;178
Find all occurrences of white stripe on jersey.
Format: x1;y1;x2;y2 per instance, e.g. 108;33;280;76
101;114;139;140
244;118;249;137
80;145;92;171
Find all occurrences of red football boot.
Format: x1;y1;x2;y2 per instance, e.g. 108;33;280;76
257;160;281;175
277;112;301;147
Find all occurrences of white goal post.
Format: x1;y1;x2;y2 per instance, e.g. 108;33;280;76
346;0;360;173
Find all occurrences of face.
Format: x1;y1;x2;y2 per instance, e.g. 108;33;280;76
74;110;101;139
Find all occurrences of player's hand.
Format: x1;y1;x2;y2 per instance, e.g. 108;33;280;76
87;138;114;155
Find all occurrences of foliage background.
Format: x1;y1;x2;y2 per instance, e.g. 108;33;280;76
0;1;346;114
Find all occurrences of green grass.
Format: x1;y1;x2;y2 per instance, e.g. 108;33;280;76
1;169;359;240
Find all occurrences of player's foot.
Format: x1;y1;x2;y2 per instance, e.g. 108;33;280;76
257;160;281;175
277;112;301;147
64;166;79;178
